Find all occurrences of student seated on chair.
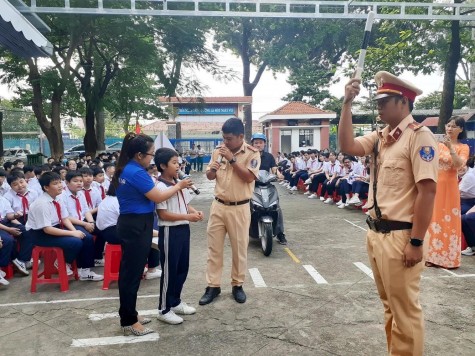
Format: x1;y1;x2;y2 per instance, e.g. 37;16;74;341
25;171;103;281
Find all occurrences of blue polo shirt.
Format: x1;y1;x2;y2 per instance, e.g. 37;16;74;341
117;160;155;214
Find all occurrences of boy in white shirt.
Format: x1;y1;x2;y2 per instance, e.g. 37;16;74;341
92;167;107;199
0;169;11;197
28;165;50;196
102;163;115;192
154;148;204;325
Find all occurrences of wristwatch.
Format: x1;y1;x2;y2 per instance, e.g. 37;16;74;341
410;238;424;247
229;157;237;164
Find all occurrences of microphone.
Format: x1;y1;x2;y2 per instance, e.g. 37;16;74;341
211;154;223;172
178;171;200;195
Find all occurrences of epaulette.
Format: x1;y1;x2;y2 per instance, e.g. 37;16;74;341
246;144;258;152
407;122;423;131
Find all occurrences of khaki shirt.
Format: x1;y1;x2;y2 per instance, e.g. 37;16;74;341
207;142;261;202
355;114;438;223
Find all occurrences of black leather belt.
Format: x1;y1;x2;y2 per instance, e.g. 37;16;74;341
366;216;413;233
215;197;250;206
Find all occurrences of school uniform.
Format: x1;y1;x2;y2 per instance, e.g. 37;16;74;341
82;186;103;210
0;181;11;197
96;196;120;245
25;192;94;267
321;162;342;196
156;179;192;314
28;177;43;196
0;197;16;266
103;175;112;192
92;181;107;200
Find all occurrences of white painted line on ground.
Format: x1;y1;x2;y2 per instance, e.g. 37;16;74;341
354;262;374;280
89;309;158;321
344;219;367;232
71;333;159;347
249;268;267;288
441;269;475;278
303;265;328;284
0;294;159;308
441;268;458;276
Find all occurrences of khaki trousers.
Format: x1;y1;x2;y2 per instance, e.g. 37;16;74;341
366;229;426;356
206;200;250;287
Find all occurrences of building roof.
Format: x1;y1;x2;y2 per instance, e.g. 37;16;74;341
420;111;475;127
159;96;252;104
259;101;336;123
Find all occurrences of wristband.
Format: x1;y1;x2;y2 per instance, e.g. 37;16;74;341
410;238;423;247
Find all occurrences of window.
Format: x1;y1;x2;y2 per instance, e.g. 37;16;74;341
299;129;313;147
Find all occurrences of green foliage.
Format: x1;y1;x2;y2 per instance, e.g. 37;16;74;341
415;81;470;110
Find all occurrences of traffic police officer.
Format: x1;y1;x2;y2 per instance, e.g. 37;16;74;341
339;71;438;356
251;132;287;245
199;118;260;305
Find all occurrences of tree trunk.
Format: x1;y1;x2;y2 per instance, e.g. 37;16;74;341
95;109;106;150
470;61;475;109
0;111;4;162
438;8;461;133
84;101;98;156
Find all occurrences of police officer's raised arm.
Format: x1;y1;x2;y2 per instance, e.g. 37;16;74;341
339;79;366;157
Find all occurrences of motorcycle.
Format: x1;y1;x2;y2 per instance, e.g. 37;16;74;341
249;170;279;256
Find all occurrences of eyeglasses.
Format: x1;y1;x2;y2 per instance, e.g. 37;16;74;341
141;152;154;157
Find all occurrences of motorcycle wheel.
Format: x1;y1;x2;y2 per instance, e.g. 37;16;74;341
260;221;273;256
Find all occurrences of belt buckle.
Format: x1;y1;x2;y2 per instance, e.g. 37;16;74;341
366;216;377;232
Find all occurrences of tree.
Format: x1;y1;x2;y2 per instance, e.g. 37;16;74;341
415;81;470;110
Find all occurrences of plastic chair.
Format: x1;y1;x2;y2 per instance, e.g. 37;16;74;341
0;264;14;279
102;243;122;290
30;246;78;293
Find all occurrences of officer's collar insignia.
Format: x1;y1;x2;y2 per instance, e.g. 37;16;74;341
419;146;435;162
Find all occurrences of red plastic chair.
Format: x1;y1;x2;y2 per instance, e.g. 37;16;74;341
0;264;14;279
462;233;468;251
30;247;78;293
102;243;122;290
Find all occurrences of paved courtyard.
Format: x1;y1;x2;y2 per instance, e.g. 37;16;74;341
1;174;474;355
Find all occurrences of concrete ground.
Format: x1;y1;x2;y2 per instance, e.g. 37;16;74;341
0;174;474;356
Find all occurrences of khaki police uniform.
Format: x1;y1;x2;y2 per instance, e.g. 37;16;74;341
354;72;438;356
206;143;260;287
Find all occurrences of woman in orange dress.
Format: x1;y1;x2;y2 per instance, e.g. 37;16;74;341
426;116;469;268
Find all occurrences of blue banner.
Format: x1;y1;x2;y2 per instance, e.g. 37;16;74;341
177;106;235;115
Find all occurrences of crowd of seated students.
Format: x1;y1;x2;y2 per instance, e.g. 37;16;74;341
278;149;370;209
0;151;164;287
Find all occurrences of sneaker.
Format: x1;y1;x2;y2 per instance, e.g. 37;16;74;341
157;310;183;324
304;178;312;185
25;259;39;270
335;201;343;206
54;260;73;276
319;196;325;201
94;259;105;267
323;198;333;204
304;191;311;195
277;234;288;245
0;275;9;286
0;270;5;278
461;247;475;256
338;203;349;209
78;268;104;281
289;186;298;191
171;302;196;315
279;181;286;185
308;194;318;199
347;196;361;205
12;258;29;276
145;269;162;280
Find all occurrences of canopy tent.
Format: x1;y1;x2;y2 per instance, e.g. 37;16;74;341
154;131;174;150
0;0;52;58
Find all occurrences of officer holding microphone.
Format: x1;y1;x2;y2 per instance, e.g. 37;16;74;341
199;118;260;305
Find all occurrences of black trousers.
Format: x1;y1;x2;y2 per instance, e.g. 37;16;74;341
118;213;154;327
158;224;190;314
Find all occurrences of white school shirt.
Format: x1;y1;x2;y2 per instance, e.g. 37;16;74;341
156;180;192;227
28;177;43;196
0;181;11;196
0;196;14;220
324;161;341;176
295;157;307;171
96;196;119;231
4;189;39;215
460;168;475;199
307;158;320;171
82;186;103;209
25;192;69;230
59;188;91;221
103;175;112;192
92;181;107;199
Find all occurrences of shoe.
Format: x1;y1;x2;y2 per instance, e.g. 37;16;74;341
78;268;104;281
157;310;183;325
461;247;475;256
347;196;361;205
138;317;152;325
290;186;298;191
0;270;5;278
12;258;29;276
232;286;246;303
171;302;196;315
122;325;155;336
145;269;162;280
335;201;343;206
277;234;288;245
323;198;333;204
308;194;317;199
94;259;105;267
54;260;73;276
199;287;221;305
25;259;39;270
279;181;285;185
338;203;348;209
0;275;9;286
304;191;310;195
304;178;312;185
319;196;325;201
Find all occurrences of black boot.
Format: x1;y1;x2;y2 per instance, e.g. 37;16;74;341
199;287;221;305
232;286;246;303
277;233;288;245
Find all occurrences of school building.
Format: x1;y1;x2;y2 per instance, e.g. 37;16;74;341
259;102;336;156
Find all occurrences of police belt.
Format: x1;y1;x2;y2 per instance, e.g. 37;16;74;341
215;197;250;206
366;216;413;233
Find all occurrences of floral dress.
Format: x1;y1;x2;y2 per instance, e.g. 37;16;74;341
427;142;469;268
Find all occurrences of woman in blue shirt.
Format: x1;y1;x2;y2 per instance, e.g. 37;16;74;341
112;133;193;336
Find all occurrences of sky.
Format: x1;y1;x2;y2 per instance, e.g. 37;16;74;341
0;47;446;119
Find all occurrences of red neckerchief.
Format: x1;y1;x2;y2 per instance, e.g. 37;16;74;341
17;191;29;221
158;177;188;213
83;188;93;209
52;200;63;228
70;194;82;220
